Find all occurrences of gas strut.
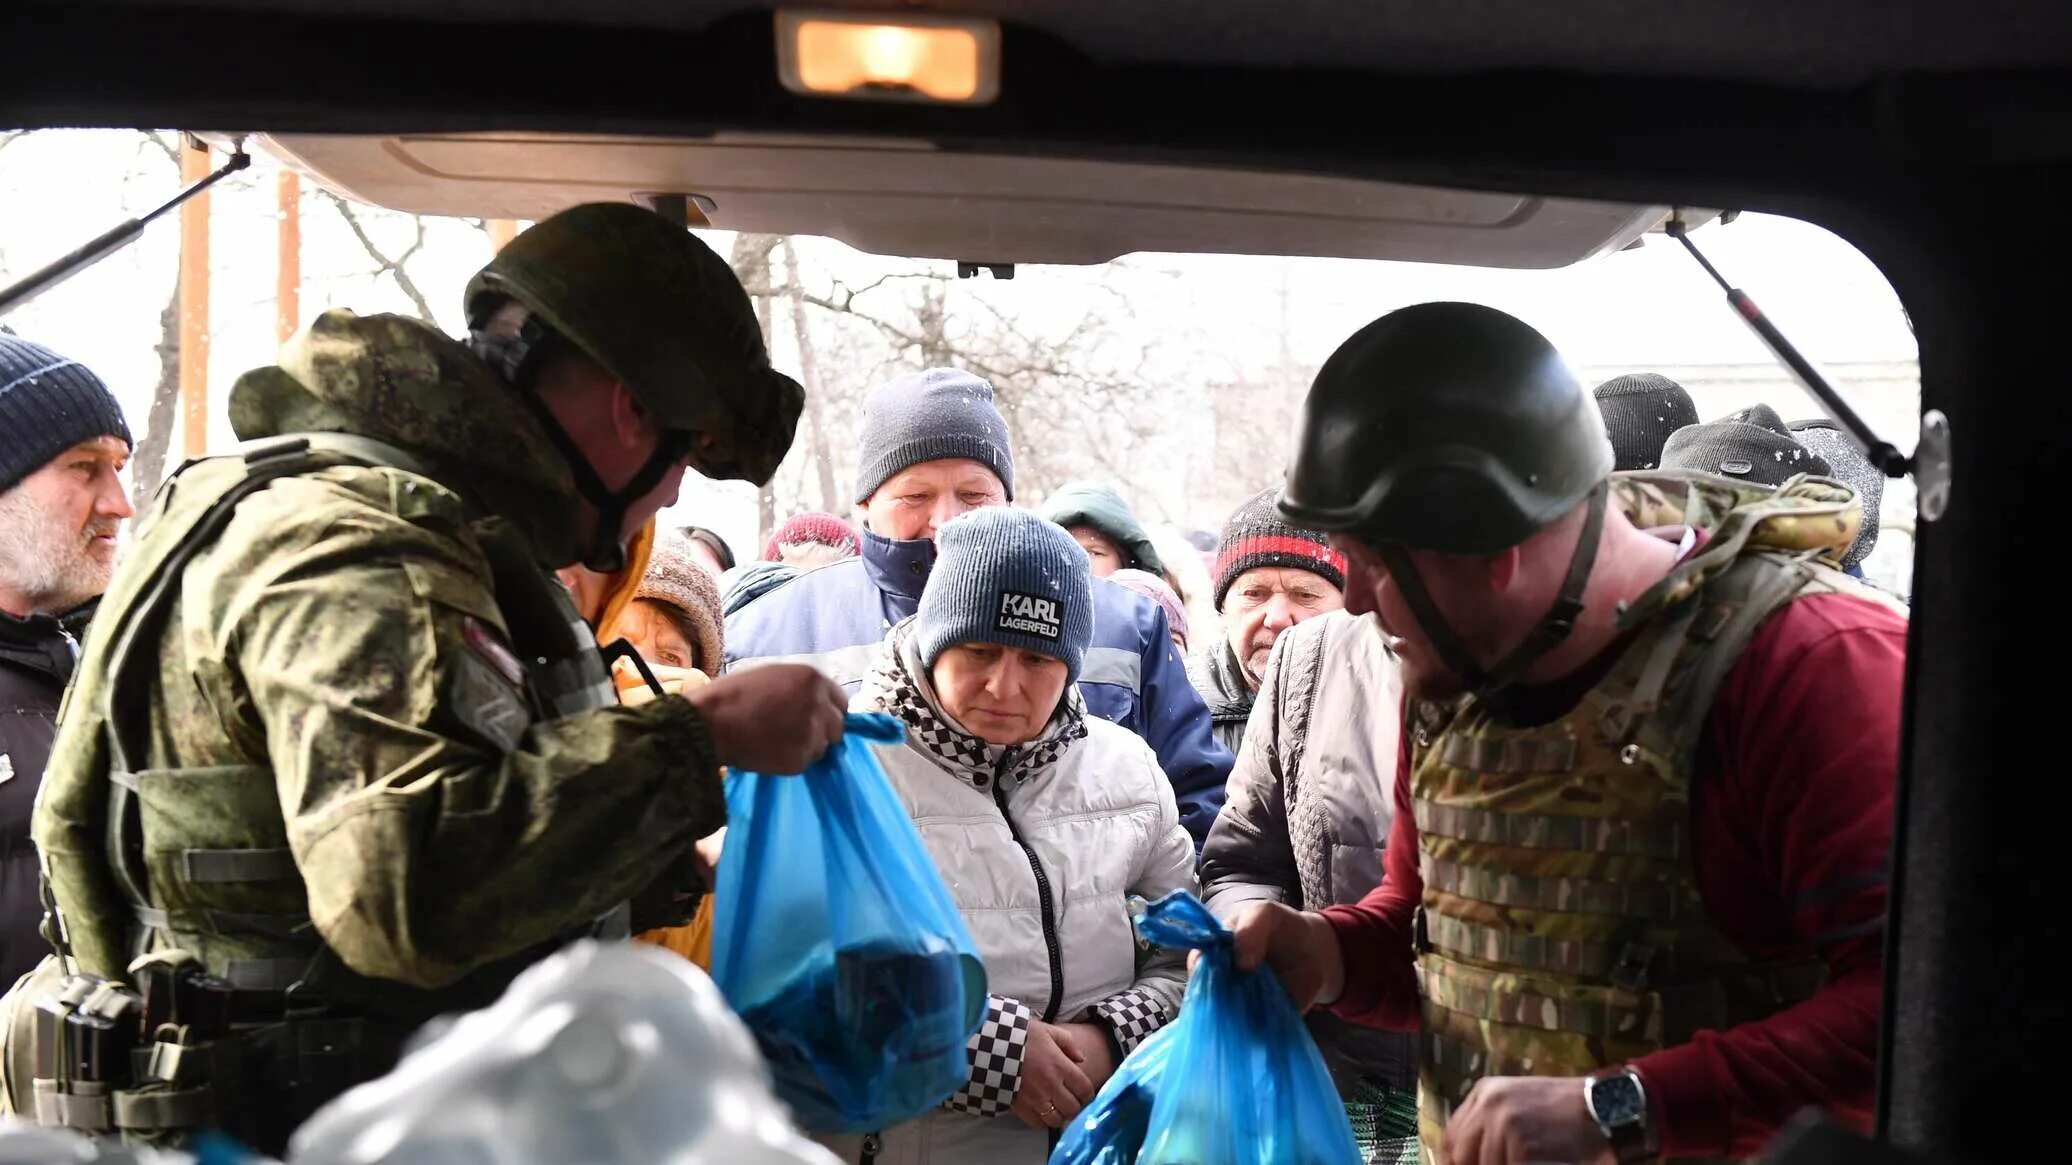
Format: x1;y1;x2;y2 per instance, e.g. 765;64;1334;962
1667;216;1913;479
0;145;251;317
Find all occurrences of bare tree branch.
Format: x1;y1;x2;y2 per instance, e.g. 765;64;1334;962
320;190;438;323
141;131;182;166
780;237;844;514
129;280;184;505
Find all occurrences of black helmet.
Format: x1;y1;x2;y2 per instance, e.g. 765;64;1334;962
1280;302;1612;556
1280;303;1614;696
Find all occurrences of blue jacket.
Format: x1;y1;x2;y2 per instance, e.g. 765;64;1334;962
725;529;1232;845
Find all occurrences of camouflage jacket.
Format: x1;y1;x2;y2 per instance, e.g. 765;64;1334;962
34;311;726;993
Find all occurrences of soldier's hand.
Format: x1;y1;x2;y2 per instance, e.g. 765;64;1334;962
685;664;847;774
1227;901;1346;1011
1445;1075;1616;1165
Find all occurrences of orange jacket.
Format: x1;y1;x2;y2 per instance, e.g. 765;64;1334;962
566;521;717;970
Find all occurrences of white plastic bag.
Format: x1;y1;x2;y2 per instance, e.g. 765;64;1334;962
287;942;839;1165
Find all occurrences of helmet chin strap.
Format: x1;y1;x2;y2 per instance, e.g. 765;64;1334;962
469;313;692;574
1374;482;1609;699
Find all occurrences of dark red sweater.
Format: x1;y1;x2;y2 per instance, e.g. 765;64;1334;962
1320;591;1908;1159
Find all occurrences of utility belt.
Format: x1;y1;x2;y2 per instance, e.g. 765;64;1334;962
9;949;400;1152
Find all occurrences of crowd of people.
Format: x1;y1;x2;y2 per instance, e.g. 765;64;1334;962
0;200;1907;1165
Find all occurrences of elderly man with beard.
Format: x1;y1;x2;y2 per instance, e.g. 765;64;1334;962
0;333;134;986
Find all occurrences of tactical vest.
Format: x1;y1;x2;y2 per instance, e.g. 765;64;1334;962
1409;473;1905;1162
24;432;622;1148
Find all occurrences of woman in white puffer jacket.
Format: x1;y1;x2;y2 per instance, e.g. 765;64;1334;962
818;508;1196;1165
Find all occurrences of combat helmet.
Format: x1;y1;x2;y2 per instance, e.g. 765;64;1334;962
1280;302;1615;693
466;202;804;570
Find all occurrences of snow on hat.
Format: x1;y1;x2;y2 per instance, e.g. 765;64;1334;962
1214;486;1347;609
916;508;1092;684
1660;403;1831;486
1593;373;1701;472
1790;418;1883;569
854;368;1015;504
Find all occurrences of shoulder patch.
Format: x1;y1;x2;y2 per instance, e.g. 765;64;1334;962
463;616;528;688
452;649;532;752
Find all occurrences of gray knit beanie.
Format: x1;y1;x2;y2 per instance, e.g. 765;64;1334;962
915;508;1092;684
1790;418;1882;569
1660;403;1831;486
0;333;133;495
853;368;1016;504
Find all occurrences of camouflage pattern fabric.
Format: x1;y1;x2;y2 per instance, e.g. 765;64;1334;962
35;310;726;1002
1408;471;1902;1161
464;202;803;485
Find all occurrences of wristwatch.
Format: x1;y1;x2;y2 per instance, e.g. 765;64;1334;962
1583;1066;1657;1163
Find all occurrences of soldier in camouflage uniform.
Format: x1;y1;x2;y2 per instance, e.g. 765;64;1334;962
24;203;848;1151
1228;303;1909;1164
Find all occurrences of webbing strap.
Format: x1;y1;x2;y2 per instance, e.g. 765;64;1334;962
112;1085;213;1131
33;1078;111;1131
1414;800;1685;858
1477;482;1610;694
223;957;315;992
1420;853;1683;922
183;847;298;884
1419;954;1828;1044
1422;911;1637;978
132;905;311;940
1434;734;1579;775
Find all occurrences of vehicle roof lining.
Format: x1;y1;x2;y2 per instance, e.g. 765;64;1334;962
256;131;1689;266
55;0;2072;88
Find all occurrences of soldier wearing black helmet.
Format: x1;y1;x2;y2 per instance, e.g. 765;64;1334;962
1226;303;1910;1164
23;202;848;1151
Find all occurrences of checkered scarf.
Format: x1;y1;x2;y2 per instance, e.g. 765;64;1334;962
861;620;1087;790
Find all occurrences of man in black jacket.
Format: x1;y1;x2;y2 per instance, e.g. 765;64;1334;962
0;333;133;986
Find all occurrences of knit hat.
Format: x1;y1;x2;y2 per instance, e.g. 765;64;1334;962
1790;418;1882;569
0;334;133;495
915;509;1092;684
1038;480;1164;575
680;526;736;572
1109;568;1189;646
1660;403;1831;486
853;368;1016;504
1213;486;1348;609
762;511;860;561
1593;373;1701;472
635;528;726;672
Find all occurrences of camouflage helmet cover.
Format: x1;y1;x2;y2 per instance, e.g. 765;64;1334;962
465;202;803;485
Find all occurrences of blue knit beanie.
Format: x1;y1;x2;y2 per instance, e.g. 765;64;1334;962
853;368;1016;504
916;509;1092;684
0;333;133;495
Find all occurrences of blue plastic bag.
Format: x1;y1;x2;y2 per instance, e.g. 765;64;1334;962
711;712;988;1133
1051;891;1363;1165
